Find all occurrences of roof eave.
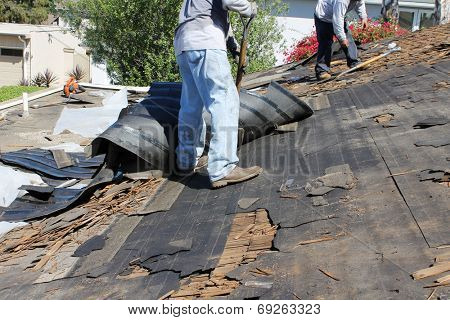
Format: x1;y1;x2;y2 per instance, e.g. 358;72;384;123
0;32;31;38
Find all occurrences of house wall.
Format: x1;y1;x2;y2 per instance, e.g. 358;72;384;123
0;24;91;87
91;63;111;85
29;29;90;86
275;0;435;64
54;18;112;85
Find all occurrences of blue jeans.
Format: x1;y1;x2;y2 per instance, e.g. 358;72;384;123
176;49;239;182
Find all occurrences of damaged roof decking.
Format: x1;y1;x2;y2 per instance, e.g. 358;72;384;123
286;24;450;98
0;26;449;299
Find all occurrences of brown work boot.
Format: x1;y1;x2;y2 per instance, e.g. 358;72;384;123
211;166;263;189
194;155;208;172
317;72;332;81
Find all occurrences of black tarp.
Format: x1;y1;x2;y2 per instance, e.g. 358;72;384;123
0;82;313;221
91;81;313;172
0;149;105;179
0;166;116;221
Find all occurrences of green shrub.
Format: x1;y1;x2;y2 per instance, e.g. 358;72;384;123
56;0;288;85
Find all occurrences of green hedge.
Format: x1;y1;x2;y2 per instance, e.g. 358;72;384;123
0;86;44;103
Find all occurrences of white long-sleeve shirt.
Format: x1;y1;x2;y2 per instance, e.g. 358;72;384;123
174;0;254;56
315;0;367;41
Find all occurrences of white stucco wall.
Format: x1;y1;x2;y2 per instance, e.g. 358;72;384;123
91;63;111;85
0;23;97;86
29;27;90;85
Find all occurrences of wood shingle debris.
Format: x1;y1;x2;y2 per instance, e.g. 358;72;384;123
0;178;162;271
374;113;394;123
413;262;450;280
117;265;150;280
418;169;450;186
287;23;450;97
165;209;276;300
294;232;346;247
318;268;341;282
412;251;450;290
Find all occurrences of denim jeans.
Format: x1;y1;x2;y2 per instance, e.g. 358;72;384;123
314;14;359;75
176;49;239;182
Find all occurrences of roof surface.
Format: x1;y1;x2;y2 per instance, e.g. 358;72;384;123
0;24;449;300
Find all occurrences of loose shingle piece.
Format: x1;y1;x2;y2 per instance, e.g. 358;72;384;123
73;235;107;257
415;138;450;148
305;164;357;196
413;118;448;129
238;198;260;210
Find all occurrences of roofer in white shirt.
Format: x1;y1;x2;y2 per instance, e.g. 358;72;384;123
174;0;263;189
314;0;369;80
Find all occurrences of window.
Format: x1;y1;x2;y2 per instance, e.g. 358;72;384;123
398;8;434;31
1;48;23;57
399;11;415;30
420;11;434;29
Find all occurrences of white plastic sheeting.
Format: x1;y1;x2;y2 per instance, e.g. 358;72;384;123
0;165;45;207
67;182;89;189
43;142;84;153
0;221;28;237
53;89;128;138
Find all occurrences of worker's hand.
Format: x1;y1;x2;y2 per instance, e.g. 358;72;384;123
340;39;350;48
249;1;258;18
241;55;249;69
233;51;249;68
231;49;240;64
227;36;248;67
361;18;369;29
226;36;241;64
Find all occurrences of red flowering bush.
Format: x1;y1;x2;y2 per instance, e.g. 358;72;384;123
283;31;320;63
284;18;409;63
349;18;409;44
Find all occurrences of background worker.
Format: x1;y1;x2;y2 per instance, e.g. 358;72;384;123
314;0;369;80
174;0;262;189
63;76;86;98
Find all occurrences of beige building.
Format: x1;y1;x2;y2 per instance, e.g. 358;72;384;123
0;23;91;87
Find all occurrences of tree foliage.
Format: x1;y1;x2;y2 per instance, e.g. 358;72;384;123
229;0;287;75
0;0;54;24
56;0;287;86
56;0;181;85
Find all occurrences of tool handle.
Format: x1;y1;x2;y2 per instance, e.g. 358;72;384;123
236;39;248;91
336;51;390;79
235;15;254;91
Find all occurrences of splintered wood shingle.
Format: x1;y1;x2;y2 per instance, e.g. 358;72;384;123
166;209;276;300
0;178;163;271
